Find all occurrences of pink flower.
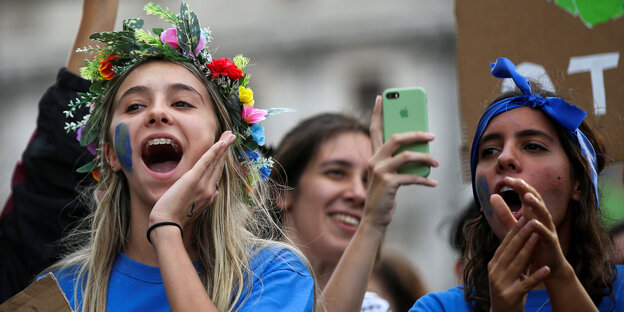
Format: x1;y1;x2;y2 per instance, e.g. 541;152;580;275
242;105;267;124
160;27;180;50
194;34;206;56
160;27;206;56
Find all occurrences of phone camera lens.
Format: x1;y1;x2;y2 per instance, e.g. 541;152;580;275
386;92;400;99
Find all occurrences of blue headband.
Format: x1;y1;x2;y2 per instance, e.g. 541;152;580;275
470;57;599;209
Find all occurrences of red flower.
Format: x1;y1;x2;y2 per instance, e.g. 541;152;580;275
207;58;243;80
98;53;119;80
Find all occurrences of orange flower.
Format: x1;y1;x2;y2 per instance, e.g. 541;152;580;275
91;169;101;181
98;54;119;80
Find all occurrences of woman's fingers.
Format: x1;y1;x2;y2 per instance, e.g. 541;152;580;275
374;131;435;161
488;194;518;238
506;231;539;274
206;133;236;193
370;96;384;153
369;151;439;187
195;132;233;172
524;192;555;231
390;172;438;187
504;177;554;229
491;218;532;269
517;266;551;294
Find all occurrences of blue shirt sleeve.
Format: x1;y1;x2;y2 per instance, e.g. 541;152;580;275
409;286;469;312
235;246;315;311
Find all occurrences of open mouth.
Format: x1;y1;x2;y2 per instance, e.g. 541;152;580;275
330;213;361;228
499;186;522;216
142;138;182;173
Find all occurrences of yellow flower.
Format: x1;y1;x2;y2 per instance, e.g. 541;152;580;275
239;86;255;107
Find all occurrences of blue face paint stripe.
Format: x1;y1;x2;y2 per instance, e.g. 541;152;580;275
114;123;133;172
476;176;493;218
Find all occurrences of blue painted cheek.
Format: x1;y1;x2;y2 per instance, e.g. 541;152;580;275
476;176;493;217
114;123;133;172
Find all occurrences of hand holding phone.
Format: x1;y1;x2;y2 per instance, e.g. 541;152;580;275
382;87;430;177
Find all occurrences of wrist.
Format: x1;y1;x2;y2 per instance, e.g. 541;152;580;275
544;261;575;288
147;221;184;244
357;218;387;240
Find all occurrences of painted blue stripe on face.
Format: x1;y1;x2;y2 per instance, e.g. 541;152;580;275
476;175;492;217
114;123;133;172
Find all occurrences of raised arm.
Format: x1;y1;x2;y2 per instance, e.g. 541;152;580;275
0;0;118;303
66;0;119;75
321;96;439;311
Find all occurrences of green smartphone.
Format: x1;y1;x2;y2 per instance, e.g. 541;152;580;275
382;87;430;177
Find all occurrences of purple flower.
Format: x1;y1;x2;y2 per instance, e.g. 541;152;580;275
250;123;265;146
86;142;97;155
76;126;85;142
76;126;97;155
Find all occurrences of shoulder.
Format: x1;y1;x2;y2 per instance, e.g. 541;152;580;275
39;264;83;307
234;244;314;312
248;244;312;278
410;286;469;312
596;265;624;311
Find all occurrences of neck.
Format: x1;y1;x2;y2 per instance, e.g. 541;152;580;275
283;226;338;289
125;193;198;267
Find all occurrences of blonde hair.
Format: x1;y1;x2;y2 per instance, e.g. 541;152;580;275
46;59;312;312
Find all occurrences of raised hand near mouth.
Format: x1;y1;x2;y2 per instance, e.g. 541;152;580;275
487;176;597;312
488;217;549;312
148;131;236;230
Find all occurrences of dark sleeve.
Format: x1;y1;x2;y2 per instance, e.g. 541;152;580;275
0;68;92;302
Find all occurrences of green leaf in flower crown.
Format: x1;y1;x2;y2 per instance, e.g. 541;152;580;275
80;121;99;147
90;31;137;52
153;28;164;36
123;18;144;31
144;2;179;25
244;140;258;151
225;92;243;128
176;2;201;56
76;160;98;173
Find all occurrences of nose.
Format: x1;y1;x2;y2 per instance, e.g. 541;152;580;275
496;145;521;173
344;176;367;208
145;102;172;126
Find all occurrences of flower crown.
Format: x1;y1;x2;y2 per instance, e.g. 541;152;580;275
64;2;287;190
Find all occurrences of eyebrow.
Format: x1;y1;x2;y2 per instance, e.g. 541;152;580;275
116;83;205;104
319;159;353;168
168;83;205;102
117;85;149;103
479;128;556;146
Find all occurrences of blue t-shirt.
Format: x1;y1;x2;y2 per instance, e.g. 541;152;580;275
410;265;624;312
51;246;314;311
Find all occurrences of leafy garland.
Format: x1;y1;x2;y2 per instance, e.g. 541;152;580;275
64;2;288;189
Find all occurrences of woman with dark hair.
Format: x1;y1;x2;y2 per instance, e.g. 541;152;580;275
272;107;438;311
411;57;623;311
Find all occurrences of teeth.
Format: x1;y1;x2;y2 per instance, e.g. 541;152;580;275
147;138;178;148
332;213;360;227
500;186;514;193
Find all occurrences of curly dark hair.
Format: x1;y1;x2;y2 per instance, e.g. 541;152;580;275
463;88;615;312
